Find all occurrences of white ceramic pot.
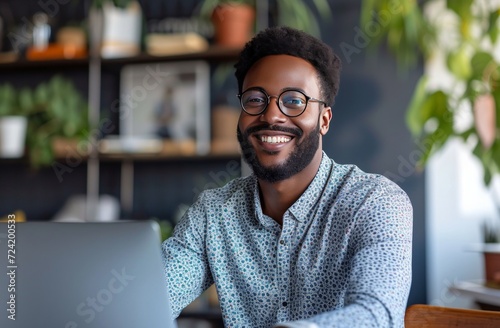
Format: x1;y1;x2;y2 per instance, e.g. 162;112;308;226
101;1;142;58
0;116;27;158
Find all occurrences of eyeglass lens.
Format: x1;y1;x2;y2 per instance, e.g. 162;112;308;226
240;89;308;116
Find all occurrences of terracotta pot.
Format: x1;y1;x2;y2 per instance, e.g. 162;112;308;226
484;252;500;283
211;3;255;48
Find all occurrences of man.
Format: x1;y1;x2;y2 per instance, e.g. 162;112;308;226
162;26;412;327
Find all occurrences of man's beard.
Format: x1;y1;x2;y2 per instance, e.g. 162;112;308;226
237;122;320;183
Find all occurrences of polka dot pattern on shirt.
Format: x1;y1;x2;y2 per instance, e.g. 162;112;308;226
162;152;413;327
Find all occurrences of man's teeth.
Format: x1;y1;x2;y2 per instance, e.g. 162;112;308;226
261;136;291;144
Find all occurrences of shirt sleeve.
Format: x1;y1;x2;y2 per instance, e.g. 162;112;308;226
281;178;413;327
161;191;214;318
275;321;320;328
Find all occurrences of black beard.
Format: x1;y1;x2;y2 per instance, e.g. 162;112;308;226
237;122;320;183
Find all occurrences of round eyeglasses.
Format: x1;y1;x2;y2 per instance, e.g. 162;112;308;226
237;87;327;117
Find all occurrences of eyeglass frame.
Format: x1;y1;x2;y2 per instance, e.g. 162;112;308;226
237;87;328;118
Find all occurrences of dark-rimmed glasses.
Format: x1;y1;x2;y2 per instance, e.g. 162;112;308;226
237;87;327;117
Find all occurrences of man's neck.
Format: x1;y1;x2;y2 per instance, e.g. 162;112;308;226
258;151;323;225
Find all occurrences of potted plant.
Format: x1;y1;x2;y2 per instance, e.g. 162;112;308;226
359;0;500;282
24;75;89;168
204;0;256;48
0;84;28;158
90;0;143;58
0;77;88;166
197;0;333;48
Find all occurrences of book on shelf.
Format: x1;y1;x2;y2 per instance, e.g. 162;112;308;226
146;32;209;56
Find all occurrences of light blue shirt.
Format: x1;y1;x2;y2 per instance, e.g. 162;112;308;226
162;153;413;327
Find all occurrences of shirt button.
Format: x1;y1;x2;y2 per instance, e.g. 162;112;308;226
282;301;288;307
280;239;285;245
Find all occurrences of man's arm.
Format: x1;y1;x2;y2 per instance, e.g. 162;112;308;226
161;192;214;318
278;179;413;327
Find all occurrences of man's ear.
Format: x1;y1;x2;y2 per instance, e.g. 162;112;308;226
320;106;332;135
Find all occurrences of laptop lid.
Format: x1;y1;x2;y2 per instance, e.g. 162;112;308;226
0;220;176;328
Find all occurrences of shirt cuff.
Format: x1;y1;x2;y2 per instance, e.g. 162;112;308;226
274;320;319;328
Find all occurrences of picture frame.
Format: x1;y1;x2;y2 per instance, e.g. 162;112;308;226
119;60;210;155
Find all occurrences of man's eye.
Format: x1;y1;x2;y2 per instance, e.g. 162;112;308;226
244;96;266;106
282;97;305;107
248;97;265;103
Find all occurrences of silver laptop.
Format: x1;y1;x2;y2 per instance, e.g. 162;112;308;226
0;221;176;328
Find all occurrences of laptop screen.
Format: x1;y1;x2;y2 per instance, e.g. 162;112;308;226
0;221;176;328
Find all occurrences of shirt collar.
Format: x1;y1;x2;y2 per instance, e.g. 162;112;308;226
250;152;334;226
288;152;333;222
251;177;279;229
220;174;278;230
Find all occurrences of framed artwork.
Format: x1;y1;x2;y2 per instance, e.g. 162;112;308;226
120;60;210;155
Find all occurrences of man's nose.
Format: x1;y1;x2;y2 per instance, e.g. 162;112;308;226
259;96;286;124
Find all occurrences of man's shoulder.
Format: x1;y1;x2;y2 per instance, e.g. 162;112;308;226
330;162;413;222
332;162;409;200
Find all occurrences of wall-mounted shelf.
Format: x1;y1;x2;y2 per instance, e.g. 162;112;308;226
98;153;240;162
0;36;243;222
102;46;241;66
0;55;88;70
0;46;241;71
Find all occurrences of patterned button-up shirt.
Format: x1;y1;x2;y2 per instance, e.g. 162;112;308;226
162;153;413;327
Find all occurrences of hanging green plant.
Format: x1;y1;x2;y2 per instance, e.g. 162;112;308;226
361;0;500;243
361;0;500;185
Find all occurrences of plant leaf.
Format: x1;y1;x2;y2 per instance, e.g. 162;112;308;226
311;0;332;21
34;83;49;106
488;10;500;44
470;51;494;81
447;47;472;79
406;76;428;136
18;88;33;115
360;0;376;28
446;0;473;20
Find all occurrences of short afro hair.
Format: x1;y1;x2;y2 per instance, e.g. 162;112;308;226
234;26;341;106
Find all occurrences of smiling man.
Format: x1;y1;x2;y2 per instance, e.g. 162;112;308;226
162;26;413;328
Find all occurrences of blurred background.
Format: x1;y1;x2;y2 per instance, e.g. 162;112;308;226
3;0;500;325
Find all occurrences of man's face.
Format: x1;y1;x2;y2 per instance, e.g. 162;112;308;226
237;55;332;183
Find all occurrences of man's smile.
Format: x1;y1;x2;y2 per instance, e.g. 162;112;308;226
254;129;295;144
251;129;297;151
260;135;292;144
